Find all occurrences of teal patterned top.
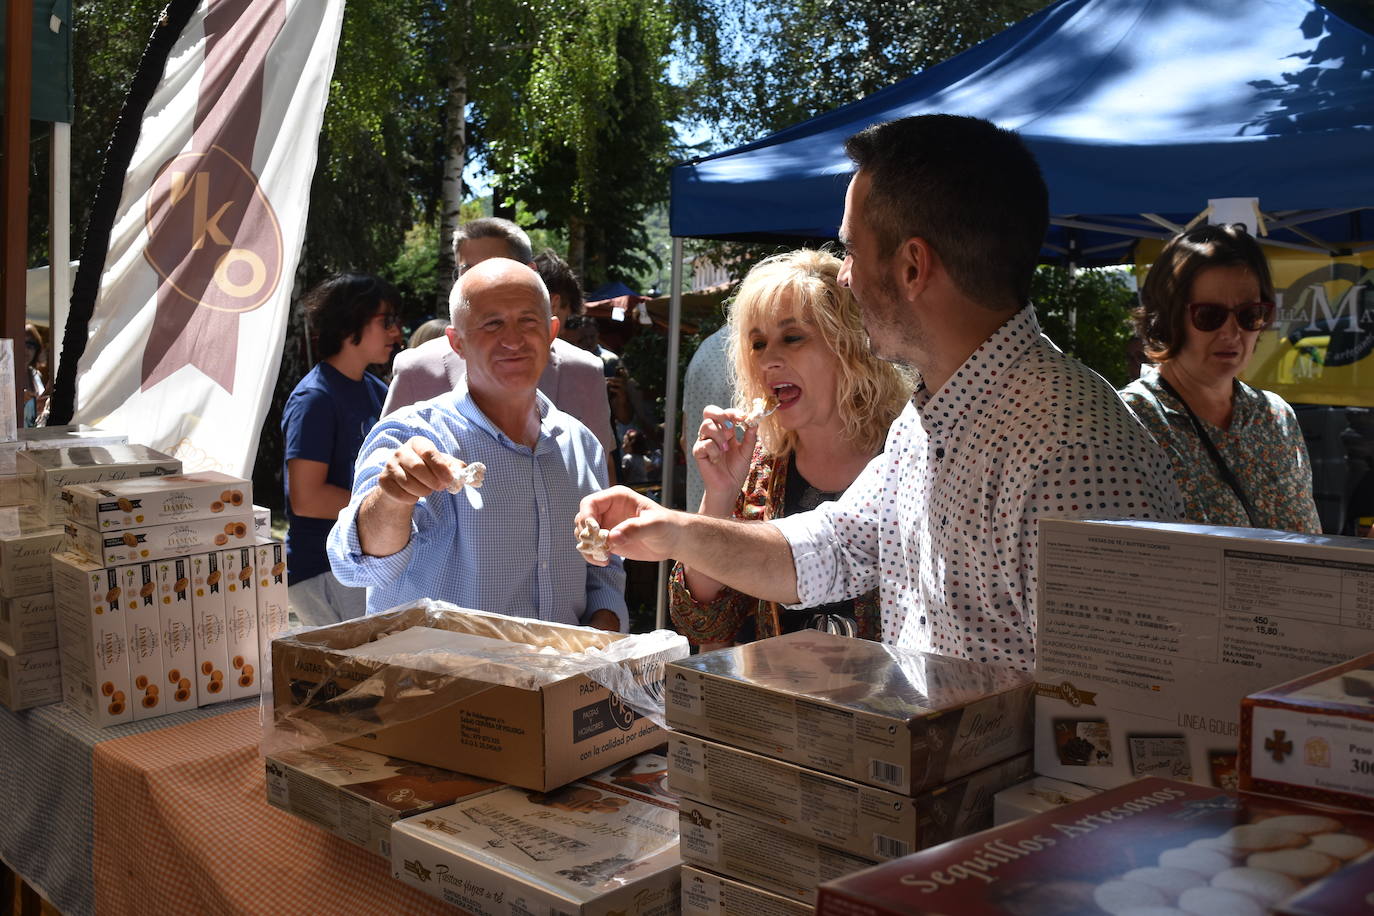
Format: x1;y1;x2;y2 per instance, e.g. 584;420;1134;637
1119;370;1321;533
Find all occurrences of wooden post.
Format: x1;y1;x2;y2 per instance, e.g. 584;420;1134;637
3;0;33;416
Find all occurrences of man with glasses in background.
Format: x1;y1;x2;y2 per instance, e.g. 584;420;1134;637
282;273;403;626
382;218;617;480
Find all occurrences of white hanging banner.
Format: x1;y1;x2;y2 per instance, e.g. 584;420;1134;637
72;0;345;476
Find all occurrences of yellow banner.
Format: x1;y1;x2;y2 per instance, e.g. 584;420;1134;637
1136;241;1374;407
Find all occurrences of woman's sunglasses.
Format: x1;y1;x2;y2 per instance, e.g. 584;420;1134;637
1187;301;1274;333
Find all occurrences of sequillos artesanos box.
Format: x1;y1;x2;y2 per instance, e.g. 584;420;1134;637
670;731;1031;862
666;630;1034;795
271;603;680;792
18;444;180;524
1035;519;1374;792
62;471;251;531
1240;649;1374;813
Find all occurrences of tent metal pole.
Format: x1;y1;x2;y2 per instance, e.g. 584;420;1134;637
655;237;685;631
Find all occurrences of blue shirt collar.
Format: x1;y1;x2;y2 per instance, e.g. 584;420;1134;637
454;382;566;453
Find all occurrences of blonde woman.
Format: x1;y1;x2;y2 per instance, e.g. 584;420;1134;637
669;249;913;647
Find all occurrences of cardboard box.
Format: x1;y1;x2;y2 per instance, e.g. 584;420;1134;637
682;866;813;916
19;444;180;524
189;552;231;706
666;630;1034;794
0;590;56;653
252;504;271;536
0;473;21;506
0;441;22;476
119;562;166;720
154;556;197;715
0;507;64;596
62;471;252;531
272;604;675;792
63;512;253;567
390;757;681;916
992;776;1100;826
19;424;127;449
1241;649;1374;813
816;777;1374;915
221;546;260;699
254;539;289;670
670;732;1032;861
1275;854;1374;916
52;552;133;726
265;743;502;858
0;643;61;710
1035;518;1374;791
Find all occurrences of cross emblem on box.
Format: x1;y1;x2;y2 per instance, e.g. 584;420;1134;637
1265;729;1293;763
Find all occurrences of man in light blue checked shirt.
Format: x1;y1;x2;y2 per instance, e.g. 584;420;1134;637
327;258;627;630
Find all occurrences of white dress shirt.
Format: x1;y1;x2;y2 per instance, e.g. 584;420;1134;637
774;306;1183;671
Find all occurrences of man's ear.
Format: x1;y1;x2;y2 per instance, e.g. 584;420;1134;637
895;236;935;302
446;325;464;358
548;314;561;348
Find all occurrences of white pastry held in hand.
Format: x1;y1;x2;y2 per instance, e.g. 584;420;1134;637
374;436;487;506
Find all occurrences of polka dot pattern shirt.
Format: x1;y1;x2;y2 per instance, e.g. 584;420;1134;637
772;306;1184;671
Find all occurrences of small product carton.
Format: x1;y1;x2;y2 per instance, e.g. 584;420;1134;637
119;562;166;720
681;865;814;916
272;603;680;792
189;552;231;706
63;512;254;567
0;507;64;596
670;731;1032;861
815;777;1374;916
62;471;252;531
52;551;133;726
390;751;681;916
252;504;271;536
0;643;62;710
154;556;197;715
265;743;503;858
0;590;56;653
18;444;181;524
0;473;21;506
1240;649;1374;813
1035;518;1374;791
992;776;1100;826
220;546;260;699
19;424;127;449
253;539;290;669
666;629;1034;794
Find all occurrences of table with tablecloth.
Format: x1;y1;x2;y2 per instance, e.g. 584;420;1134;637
1;699;460;915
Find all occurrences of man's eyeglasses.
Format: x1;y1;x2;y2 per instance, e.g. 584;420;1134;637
375;312;401;330
1187;301;1274;333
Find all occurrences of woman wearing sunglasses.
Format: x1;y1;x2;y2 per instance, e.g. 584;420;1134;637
1120;224;1320;532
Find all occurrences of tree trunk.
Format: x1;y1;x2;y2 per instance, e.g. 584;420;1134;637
438;60;467;311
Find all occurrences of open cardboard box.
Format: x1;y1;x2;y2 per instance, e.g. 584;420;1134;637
270;601;684;792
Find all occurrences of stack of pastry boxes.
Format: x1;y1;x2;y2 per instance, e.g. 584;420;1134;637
666;629;1036;915
53;469;289;725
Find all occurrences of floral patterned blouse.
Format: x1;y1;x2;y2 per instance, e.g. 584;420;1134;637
1119;370;1321;533
669;447;881;646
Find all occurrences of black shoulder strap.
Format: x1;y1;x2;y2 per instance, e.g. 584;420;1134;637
1156;376;1258;526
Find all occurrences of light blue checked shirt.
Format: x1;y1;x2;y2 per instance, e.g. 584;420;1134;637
327;385;627;629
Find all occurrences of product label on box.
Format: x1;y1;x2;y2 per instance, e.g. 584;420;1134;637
681;867;815;916
1250;704;1374;799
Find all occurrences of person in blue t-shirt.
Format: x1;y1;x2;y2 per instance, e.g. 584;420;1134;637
282;273;403;625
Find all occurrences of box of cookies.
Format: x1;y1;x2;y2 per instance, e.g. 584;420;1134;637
220;546;260;699
19;444;180;524
1240;650;1374;813
189;552;231;706
63;512;254;567
154;557;197;715
0;643;61;710
52;552;133;726
670;732;1032;861
0;507;65;596
62;471;252;532
815;777;1374;916
992;776;1100;826
666;630;1034;795
119;562;166;720
19;424;127;449
254;539;289;667
681;865;814;916
1035;519;1374;792
390;756;681;916
265;743;502;858
0;590;56;653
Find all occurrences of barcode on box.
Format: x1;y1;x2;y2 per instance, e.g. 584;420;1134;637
869;758;904;788
874;834;910;859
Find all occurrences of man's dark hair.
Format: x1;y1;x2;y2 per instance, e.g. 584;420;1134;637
453;217;533;264
301;272;400;359
844;114;1048;309
534;249;583;315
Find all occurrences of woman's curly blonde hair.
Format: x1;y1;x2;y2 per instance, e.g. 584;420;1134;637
727;249;913;457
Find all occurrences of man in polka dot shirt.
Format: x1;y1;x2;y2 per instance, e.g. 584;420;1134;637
578;114;1182;671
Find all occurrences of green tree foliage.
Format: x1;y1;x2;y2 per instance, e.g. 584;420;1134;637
1032;266;1138;388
